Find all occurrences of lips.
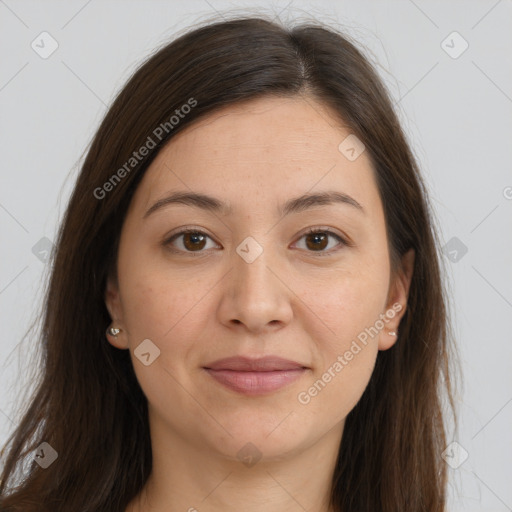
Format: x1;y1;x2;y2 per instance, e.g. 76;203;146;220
203;356;308;395
204;356;307;372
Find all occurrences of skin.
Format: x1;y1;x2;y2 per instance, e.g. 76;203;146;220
105;95;415;512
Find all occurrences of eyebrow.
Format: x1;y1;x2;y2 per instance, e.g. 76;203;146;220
143;190;364;220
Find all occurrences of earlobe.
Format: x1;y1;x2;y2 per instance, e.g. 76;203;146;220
378;248;415;351
105;324;128;349
378;329;400;351
104;274;128;350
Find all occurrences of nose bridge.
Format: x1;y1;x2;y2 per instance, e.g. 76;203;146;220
220;233;292;330
233;235;279;300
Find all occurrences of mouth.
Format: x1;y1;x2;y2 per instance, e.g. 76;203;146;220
202;356;309;396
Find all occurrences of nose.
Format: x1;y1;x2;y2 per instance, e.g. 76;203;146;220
217;245;293;334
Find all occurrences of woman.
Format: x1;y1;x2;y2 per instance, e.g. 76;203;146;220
0;14;458;512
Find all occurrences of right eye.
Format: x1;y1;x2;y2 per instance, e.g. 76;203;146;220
164;229;220;255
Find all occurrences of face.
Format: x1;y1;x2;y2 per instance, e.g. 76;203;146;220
105;95;413;464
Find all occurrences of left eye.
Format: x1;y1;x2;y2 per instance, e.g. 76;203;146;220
165;228;346;255
294;228;346;253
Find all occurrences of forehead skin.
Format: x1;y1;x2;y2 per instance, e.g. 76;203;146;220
128;95;385;248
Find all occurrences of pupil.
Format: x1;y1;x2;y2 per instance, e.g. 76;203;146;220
185;233;205;250
307;232;327;250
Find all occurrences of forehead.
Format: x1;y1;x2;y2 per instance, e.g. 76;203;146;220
130;95;381;218
166;95;352;158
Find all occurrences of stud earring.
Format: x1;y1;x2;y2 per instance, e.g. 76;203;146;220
388;331;397;336
107;325;122;337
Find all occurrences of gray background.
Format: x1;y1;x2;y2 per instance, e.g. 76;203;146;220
1;1;511;510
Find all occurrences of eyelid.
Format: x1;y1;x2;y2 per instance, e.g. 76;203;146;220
298;226;351;246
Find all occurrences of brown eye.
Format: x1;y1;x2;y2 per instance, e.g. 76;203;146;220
295;228;346;254
182;232;207;251
166;230;217;254
305;231;329;251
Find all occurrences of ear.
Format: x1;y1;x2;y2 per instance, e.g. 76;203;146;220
378;248;415;351
104;272;129;350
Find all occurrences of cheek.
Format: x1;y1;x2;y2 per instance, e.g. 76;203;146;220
120;270;207;345
298;257;390;345
117;234;210;341
296;345;378;429
297;271;386;410
294;254;388;416
118;268;207;402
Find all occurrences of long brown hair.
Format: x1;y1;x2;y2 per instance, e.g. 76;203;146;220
0;14;459;512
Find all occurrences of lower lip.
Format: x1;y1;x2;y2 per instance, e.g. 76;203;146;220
204;368;306;395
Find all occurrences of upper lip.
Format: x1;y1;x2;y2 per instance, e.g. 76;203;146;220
203;356;308;372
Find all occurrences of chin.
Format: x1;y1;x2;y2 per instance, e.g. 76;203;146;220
204;411;312;462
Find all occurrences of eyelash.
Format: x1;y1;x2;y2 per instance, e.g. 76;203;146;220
163;226;350;257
